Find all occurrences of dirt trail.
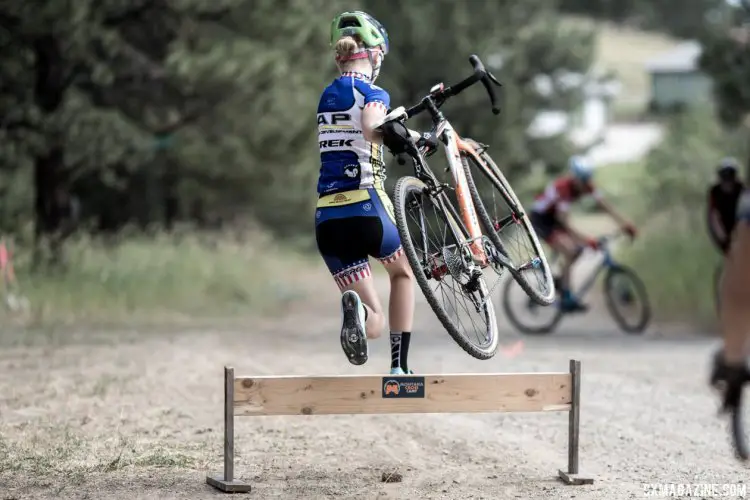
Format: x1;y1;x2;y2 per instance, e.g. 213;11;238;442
0;264;743;500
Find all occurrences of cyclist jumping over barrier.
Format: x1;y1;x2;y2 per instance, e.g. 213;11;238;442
528;156;638;312
314;11;433;375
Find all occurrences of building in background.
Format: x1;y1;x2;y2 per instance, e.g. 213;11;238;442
527;70;621;151
645;40;713;112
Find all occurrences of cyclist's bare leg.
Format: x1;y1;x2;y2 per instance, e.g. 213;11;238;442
549;231;579;291
380;250;415;373
381;252;414;332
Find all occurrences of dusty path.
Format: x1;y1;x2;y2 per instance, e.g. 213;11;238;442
0;266;744;500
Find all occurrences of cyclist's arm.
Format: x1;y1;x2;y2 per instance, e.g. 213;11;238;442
359;81;390;143
709;208;727;242
593;192;632;228
362;105;386;142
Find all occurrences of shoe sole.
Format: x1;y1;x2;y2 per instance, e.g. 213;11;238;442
341;292;368;366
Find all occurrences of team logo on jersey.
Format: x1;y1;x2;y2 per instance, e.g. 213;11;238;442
343;165;359;178
317;113;351;126
320;139;354;149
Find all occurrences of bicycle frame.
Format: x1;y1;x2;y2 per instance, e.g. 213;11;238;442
437;121;488;266
381;54;509;274
407;116;520;272
549;234;621;301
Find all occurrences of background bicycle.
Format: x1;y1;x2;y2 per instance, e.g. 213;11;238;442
501;230;651;335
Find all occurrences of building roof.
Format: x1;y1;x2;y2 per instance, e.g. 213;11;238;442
645;40;703;73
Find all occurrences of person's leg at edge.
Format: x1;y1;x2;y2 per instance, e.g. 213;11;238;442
380;250;415;374
711;192;750;426
719;225;750;366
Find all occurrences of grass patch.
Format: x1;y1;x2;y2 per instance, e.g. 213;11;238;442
591;161;648;209
3;229;318;327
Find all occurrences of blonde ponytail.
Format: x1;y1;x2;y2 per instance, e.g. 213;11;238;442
334;36;359;60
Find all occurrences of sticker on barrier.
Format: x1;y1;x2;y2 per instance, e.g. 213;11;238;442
205;359;594;493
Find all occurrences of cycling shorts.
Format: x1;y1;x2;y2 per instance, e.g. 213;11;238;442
314;188;403;289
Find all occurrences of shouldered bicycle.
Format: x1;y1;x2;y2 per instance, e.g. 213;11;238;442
374;55;555;360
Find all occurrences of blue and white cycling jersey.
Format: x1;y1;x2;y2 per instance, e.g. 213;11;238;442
316;72;390;195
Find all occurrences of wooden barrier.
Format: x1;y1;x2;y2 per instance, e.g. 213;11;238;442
206;359;593;493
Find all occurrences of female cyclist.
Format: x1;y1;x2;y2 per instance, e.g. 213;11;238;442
315;11;422;375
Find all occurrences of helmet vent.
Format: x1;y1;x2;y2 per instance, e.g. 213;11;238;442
339;18;361;28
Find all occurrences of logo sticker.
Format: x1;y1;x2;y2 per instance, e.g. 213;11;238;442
381;376;425;398
343;165;359;178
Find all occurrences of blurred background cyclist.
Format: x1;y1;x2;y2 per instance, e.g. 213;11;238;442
529;155;638;312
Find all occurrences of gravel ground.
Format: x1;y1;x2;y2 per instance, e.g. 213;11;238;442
0;265;746;500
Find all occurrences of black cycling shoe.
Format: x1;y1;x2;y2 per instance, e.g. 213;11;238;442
340;290;368;366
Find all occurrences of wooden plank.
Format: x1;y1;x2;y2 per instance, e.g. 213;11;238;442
233;373;572;416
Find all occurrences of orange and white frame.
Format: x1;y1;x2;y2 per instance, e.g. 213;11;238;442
438;122;491;266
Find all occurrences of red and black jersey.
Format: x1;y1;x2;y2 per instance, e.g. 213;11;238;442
531;175;602;216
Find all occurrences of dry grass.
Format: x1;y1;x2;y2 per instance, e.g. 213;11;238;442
1;230;320;329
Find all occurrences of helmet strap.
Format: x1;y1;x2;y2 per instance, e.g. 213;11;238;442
366;48;383;83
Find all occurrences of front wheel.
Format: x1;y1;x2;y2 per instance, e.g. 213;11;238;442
501;270;563;335
461;149;555;306
603;265;651;334
393;175;500;360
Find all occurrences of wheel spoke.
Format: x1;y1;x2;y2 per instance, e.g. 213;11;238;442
461;152;555;305
397;178;497;353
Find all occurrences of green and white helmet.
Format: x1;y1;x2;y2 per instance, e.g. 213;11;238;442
330;11;389;81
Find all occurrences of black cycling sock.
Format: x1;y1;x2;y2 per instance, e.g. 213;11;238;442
390;332;402;369
400;331;411;372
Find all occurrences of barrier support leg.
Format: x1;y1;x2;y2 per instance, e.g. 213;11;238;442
206;366;252;493
558;359;594;485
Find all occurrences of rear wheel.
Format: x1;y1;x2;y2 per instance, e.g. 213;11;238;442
393;176;500;360
461;147;555;305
